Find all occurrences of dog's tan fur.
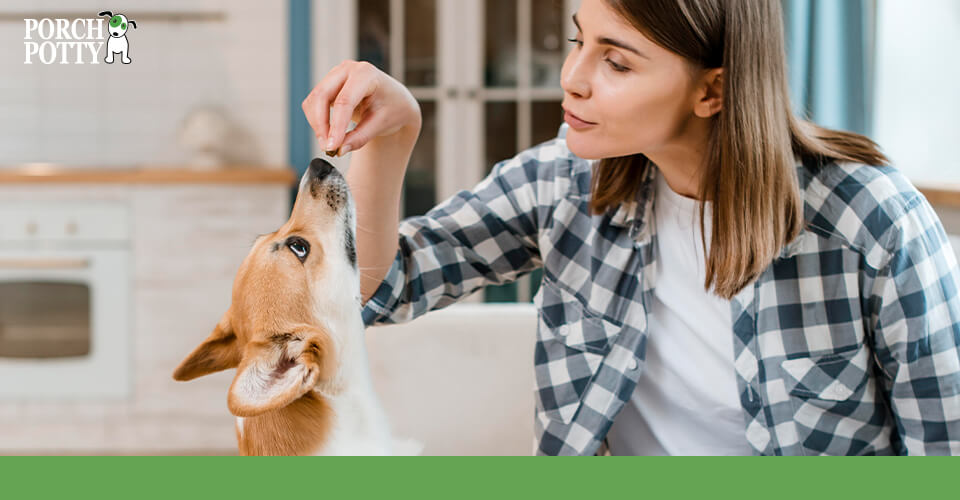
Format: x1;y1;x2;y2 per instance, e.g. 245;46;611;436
172;159;383;456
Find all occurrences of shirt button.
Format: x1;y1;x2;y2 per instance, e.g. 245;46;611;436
627;358;638;371
557;325;570;337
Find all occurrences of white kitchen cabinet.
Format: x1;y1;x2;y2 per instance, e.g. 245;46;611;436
0;170;292;454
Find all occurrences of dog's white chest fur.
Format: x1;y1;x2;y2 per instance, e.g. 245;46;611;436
309;383;393;456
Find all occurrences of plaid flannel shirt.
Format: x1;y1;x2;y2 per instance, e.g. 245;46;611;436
361;123;960;456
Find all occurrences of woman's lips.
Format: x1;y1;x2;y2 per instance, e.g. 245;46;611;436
563;109;597;130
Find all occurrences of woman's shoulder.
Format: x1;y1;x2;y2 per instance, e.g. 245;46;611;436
799;158;941;268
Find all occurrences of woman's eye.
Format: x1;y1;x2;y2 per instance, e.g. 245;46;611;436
606;60;629;72
567;38;629;72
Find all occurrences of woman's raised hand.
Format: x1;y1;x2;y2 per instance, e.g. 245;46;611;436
301;60;422;157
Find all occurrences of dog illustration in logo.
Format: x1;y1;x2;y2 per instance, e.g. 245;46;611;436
99;11;137;64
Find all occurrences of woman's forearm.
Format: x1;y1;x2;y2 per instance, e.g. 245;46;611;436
346;124;420;304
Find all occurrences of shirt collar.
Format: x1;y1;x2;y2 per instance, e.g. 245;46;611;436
607;157;657;243
557;122;651;236
602;155;809;251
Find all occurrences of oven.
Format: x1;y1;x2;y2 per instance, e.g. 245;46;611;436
0;202;131;399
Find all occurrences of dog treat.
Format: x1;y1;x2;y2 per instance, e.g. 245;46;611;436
325;148;340;157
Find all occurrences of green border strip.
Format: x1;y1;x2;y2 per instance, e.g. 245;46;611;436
0;457;951;498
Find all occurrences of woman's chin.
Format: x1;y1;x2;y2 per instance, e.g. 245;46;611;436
566;135;603;160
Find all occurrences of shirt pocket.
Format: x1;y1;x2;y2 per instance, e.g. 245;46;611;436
779;345;871;401
532;278;622;424
535;278;622;354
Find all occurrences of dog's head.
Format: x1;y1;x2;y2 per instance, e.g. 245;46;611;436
172;158;360;417
99;11;136;38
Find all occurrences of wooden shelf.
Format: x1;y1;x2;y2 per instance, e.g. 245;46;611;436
0;12;226;23
917;185;960;210
0;165;296;185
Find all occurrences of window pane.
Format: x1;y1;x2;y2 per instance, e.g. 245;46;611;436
532;100;564;145
874;0;960;184
485;0;518;87
357;0;391;74
485;101;518;175
403;100;437;217
484;100;519;303
528;268;544;303
485;281;519;303
404;0;437;86
532;0;565;87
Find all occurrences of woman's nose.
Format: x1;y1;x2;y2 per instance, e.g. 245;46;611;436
561;53;590;98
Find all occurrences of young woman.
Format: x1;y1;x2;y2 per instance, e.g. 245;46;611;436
301;0;960;455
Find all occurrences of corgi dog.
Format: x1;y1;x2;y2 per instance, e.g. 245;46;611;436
173;158;420;456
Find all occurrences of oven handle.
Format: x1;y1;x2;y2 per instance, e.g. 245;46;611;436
0;258;90;270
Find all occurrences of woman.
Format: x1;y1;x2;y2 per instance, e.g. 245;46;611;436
301;0;960;455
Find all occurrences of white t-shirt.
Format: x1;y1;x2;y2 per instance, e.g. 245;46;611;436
605;172;753;456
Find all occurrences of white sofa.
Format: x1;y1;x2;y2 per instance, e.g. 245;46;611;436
364;303;537;456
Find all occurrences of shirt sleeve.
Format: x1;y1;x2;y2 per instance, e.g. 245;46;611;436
360;153;545;327
869;194;960;455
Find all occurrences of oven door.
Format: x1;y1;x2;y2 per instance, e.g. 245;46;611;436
0;248;130;399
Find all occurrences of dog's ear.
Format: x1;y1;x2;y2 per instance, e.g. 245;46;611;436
129;20;137;29
227;325;339;417
172;312;241;382
98;11;113;18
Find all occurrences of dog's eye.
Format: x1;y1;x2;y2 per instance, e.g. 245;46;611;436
286;237;310;263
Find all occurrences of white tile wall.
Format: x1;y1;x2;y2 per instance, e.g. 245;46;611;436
0;0;287;167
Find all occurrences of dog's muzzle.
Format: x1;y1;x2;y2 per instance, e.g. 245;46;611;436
306;158;348;209
308;158;338;183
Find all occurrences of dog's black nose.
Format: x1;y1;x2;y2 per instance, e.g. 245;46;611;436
308;158;337;182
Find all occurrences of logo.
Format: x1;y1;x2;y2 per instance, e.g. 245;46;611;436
23;10;138;65
99;11;137;64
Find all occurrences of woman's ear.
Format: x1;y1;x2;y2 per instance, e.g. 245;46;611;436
694;68;723;118
172;311;241;381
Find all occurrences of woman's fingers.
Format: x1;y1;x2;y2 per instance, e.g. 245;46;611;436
326;66;379;153
302;59;421;158
302;66;349;145
340;105;386;154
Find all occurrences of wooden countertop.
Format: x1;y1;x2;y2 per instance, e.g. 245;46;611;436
0;165;296;185
0;165;955;207
917;184;960;210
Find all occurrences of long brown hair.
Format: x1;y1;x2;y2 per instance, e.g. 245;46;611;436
591;0;889;299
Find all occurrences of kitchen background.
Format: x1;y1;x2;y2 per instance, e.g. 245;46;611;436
0;0;957;455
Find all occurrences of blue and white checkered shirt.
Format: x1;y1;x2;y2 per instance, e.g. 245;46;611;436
361;123;960;455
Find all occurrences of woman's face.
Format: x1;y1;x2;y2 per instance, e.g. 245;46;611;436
561;0;702;160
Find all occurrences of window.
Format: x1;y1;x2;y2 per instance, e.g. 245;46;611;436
873;0;960;185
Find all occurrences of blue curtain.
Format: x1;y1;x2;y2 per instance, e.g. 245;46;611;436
288;0;313;202
782;0;873;136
